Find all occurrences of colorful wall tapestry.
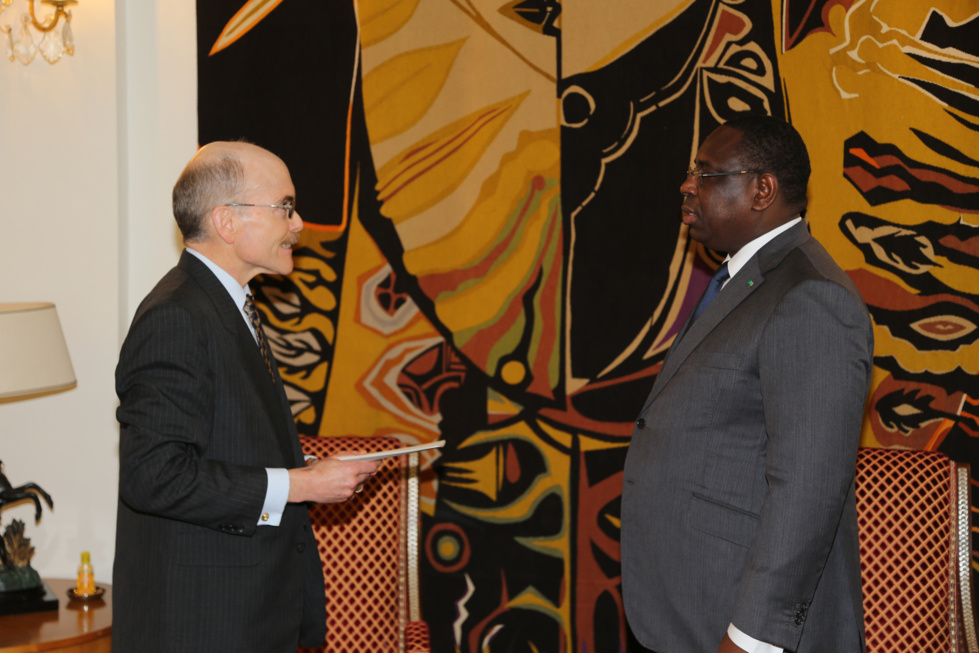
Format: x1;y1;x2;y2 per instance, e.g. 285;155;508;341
196;0;979;650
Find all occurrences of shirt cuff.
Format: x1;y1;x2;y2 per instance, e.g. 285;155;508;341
259;468;290;526
728;623;783;653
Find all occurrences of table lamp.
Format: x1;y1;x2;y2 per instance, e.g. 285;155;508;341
0;302;75;615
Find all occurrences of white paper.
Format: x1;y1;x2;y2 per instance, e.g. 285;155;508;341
335;440;446;462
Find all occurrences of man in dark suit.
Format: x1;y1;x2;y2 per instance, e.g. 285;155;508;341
113;141;379;652
621;116;873;653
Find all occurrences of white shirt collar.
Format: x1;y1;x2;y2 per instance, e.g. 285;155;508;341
724;216;802;283
185;247;257;341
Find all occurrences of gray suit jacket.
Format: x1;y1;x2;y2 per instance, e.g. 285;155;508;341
113;251;325;652
621;223;872;653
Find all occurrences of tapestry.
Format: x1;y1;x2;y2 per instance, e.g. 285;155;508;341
197;1;979;650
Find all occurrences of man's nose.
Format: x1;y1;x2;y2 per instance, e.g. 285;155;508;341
680;174;698;196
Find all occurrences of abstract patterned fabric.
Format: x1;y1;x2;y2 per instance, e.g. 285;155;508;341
196;1;979;650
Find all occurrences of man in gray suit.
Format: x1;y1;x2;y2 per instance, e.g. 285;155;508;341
113;141;379;651
622;116;873;653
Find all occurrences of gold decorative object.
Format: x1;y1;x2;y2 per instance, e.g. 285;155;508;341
0;518;44;594
2;519;34;568
0;0;76;65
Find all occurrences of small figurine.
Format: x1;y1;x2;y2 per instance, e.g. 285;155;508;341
0;460;54;593
0;460;53;521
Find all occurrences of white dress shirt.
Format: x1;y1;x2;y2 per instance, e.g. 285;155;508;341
186;247;290;527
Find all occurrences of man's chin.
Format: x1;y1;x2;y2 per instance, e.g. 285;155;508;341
686;225;706;245
260;260;294;278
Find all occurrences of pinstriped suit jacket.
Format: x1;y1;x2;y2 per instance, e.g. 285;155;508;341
113;250;325;652
621;223;873;653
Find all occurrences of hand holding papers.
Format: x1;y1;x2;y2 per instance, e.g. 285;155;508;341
335;440;446;462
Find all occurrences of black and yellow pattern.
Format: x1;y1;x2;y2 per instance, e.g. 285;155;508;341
197;0;979;650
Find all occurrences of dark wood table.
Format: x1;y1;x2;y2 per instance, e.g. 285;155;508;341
0;579;111;653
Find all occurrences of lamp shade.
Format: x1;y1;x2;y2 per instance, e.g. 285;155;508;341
0;303;76;400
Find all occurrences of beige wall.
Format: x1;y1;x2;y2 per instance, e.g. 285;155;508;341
0;0;196;583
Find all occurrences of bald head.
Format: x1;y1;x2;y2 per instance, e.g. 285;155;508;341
172;141;284;243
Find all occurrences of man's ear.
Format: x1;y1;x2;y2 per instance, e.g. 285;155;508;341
211;205;238;244
752;172;778;211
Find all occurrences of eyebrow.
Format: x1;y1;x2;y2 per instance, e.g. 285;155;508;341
692;157;716;170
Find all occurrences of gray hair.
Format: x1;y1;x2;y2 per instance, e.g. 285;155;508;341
172;152;246;242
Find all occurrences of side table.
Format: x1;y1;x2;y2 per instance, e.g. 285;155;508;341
0;579;111;653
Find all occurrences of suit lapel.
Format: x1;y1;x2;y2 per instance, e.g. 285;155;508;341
179;252;300;466
640;222;812;412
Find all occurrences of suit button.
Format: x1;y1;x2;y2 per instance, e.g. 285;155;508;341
794;603;808;626
297;543;305;553
636;418;646;429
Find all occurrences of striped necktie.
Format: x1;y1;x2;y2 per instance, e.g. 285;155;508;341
244;294;275;382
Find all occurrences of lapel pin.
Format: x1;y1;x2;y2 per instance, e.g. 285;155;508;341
747;280;754;286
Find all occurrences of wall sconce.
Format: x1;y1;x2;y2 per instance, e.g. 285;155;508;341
0;0;75;65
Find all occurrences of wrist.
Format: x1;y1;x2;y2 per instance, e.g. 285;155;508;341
287;467;306;502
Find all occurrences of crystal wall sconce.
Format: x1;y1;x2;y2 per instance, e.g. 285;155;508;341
0;0;75;65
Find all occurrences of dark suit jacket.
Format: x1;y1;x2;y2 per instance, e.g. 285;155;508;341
113;251;325;652
621;223;873;653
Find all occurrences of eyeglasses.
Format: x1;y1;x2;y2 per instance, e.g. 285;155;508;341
685;168;760;181
224;202;296;219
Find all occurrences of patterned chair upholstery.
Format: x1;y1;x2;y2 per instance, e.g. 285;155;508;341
856;448;979;653
298;435;431;653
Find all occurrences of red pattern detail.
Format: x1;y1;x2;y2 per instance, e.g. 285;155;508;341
375;270;411;317
505;443;521;484
856;448;953;651
425;521;471;574
398;341;467;417
575;448;627;653
704;6;748;62
405;621;431;652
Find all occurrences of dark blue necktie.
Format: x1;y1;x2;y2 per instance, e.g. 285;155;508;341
691;262;730;322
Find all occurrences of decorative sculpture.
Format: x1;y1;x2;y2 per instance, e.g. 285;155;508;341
0;459;53;593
